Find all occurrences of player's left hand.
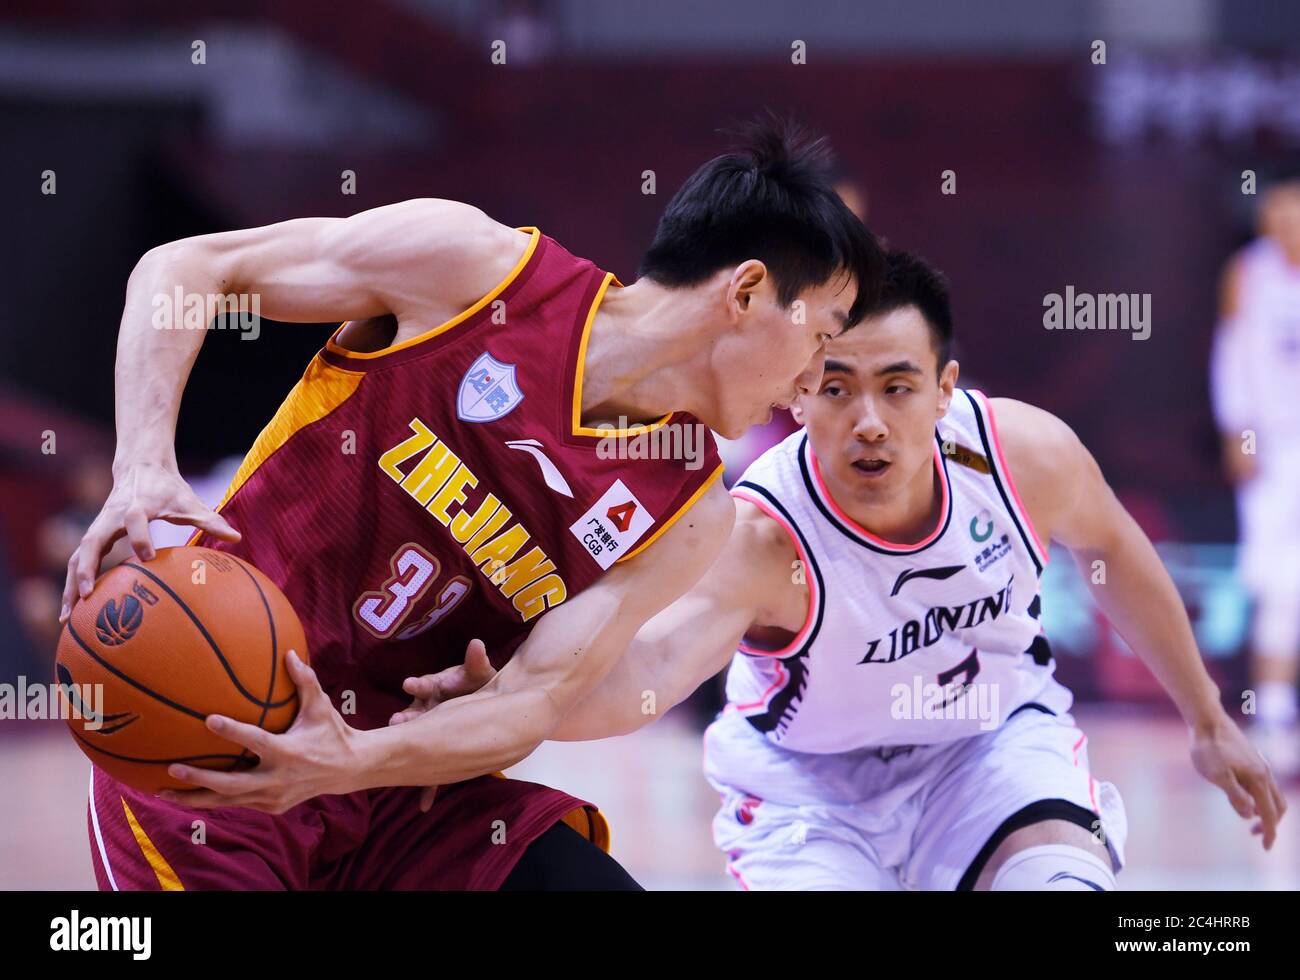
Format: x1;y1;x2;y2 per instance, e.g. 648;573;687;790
156;651;363;814
387;638;498;812
1189;712;1287;850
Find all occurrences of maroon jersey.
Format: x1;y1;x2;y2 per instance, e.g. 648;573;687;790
196;227;723;729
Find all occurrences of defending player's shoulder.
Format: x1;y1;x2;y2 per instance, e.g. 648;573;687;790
985;397;1101;545
722;495;807;629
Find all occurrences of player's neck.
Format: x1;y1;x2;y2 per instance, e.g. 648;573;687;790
576;278;712;428
834;455;943;545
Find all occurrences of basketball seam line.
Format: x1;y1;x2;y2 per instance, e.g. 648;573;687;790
227;557;280;734
121;561;295;710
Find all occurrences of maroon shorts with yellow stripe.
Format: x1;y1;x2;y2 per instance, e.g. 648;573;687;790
87;766;609;890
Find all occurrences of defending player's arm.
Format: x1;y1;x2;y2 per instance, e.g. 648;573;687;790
993;398;1287;849
61;199;527;621
526;499;798;741
390;498;801;743
350;481;739;786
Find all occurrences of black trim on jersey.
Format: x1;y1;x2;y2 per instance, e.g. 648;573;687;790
1007;701;1057;721
746;647;812;737
963;390;1044;576
1028;594;1042;620
797;432;954;556
732;480;826;737
1025;633;1054;667
956;798;1102;890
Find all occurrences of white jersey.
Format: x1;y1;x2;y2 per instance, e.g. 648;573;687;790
1210;237;1300;459
725;388;1067;754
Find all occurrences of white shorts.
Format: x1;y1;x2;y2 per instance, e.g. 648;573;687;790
1237;461;1300;601
704;696;1127;891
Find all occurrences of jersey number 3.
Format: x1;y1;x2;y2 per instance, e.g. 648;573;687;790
353;543;471;640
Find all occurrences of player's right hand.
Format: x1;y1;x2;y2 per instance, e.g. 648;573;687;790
59;462;240;624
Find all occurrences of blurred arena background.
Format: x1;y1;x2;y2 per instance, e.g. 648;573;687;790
1;0;1298;889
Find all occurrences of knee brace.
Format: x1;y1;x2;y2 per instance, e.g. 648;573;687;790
990;844;1117;891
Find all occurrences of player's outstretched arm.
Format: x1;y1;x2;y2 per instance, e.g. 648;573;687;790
549;496;799;740
993;397;1287;849
61;199;526;622
391;496;800;744
353;481;741;788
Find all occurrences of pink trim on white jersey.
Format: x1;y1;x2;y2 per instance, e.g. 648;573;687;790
806;441;952;553
731;488;818;658
968;389;1049;568
725;662;790;713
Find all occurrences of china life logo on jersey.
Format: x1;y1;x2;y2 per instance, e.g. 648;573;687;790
458;352;524;423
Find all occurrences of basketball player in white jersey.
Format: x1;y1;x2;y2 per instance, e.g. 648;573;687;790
1212;179;1300;779
401;249;1284;889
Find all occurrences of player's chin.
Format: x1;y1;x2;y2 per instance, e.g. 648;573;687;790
715;412;755;441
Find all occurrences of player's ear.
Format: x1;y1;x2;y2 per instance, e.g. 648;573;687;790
791;395;807;425
727;260;768;319
937;359;959;416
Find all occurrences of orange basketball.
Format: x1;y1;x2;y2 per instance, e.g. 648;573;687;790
55;546;307;793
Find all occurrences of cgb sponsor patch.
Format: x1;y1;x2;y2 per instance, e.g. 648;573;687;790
569;479;654;570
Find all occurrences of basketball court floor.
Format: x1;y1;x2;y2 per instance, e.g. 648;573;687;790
2;706;1295;890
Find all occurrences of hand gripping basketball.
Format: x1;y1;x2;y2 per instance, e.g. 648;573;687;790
157;651;361;814
60;462;241;624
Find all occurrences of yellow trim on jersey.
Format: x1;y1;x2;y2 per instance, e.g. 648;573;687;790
491;772;611;853
571;271;673;438
615;461;725;564
187;357;366;545
121;797;184;891
561;805;612;853
326;226;542;360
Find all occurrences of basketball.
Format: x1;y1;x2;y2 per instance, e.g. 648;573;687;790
54;546;307;793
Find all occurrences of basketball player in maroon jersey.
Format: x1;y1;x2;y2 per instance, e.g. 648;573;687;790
60;121;884;889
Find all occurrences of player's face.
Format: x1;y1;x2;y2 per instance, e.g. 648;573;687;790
712;268;854;439
794;306;958;507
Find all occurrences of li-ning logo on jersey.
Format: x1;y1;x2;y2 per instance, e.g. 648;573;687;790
890;564;965;596
505;438;573;497
457;352;523;423
858;575;1014;665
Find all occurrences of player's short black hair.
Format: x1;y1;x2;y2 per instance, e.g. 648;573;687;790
867;249;954;374
638;116;884;326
